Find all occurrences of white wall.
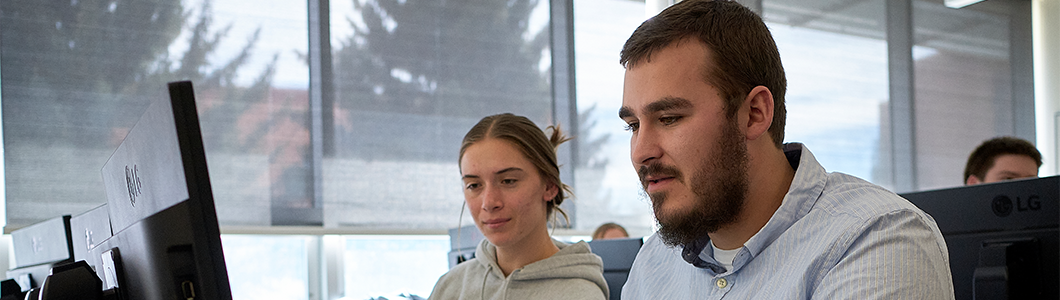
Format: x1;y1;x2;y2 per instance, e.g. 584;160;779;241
1035;0;1060;176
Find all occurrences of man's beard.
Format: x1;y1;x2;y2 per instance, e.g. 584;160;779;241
638;119;749;247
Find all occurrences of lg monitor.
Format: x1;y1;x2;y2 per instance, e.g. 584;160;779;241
901;176;1059;299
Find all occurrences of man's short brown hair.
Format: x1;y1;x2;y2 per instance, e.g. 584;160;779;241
620;0;787;148
963;136;1043;182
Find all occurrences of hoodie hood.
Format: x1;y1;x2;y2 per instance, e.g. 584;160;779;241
430;238;608;300
478;238;606;281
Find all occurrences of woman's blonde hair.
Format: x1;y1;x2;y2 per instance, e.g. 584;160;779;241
459;113;572;226
592;222;629;240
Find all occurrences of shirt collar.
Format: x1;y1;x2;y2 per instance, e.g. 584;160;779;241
743;143;828;259
681;143;828;272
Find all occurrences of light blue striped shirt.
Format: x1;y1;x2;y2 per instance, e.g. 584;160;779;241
622;143;954;299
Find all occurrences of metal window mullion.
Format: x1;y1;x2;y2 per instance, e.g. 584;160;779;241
308;0;332;212
550;0;577;228
307;0;336;298
1010;0;1035;141
886;0;917;193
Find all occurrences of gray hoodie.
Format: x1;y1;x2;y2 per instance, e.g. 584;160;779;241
428;238;609;300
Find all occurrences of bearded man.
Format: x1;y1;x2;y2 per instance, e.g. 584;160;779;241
617;1;954;298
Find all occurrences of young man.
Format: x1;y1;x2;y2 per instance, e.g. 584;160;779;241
964;136;1042;185
617;1;954;298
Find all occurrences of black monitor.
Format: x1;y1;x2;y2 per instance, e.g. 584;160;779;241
588;237;643;300
5;215;74;293
901;176;1059;299
68;204;112;286
77;81;231;299
447;225;485;269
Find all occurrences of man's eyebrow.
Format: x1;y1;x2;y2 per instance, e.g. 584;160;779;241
645;97;693;114
618;97;693;119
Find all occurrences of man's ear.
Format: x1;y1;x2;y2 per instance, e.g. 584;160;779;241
965;175;982;185
743;85;774;141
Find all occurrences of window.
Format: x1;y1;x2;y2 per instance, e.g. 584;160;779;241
763;0;889;186
572;0;655;236
324;0;554;230
342;235;449;299
909;0;1032;190
224;235;311;300
0;0;310;228
0;0;1040;299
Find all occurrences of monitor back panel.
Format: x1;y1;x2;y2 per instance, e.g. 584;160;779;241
901;176;1060;299
11;215;72;269
96;81;230;300
588;237;644;300
901;176;1058;234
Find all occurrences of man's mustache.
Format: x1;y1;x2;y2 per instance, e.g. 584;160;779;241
637;162;683;189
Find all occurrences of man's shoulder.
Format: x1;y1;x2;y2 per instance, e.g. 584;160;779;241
817;172;922;217
622;234;696;299
803;172;945;255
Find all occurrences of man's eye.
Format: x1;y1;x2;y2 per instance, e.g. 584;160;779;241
465;183;480;190
660;116;681;125
623;122;639;132
501;179;517;185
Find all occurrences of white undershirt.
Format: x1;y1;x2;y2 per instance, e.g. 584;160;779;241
711;241;740;272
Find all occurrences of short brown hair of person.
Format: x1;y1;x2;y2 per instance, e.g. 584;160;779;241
620;0;787;148
963;136;1043;182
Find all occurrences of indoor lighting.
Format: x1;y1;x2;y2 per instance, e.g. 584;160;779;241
945;0;986;9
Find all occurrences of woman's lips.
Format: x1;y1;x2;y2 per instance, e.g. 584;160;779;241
482;218;511;229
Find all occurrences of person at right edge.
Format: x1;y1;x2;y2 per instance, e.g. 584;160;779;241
617;0;955;298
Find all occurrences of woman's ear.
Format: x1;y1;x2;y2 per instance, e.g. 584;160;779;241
543;182;559;202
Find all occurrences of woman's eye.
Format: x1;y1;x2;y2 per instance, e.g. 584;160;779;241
501;179;517;185
623;122;639;132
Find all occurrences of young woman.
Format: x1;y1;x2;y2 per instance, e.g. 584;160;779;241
429;113;608;300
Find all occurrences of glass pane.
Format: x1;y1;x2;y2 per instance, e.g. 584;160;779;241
0;0;310;227
763;0;889;186
223;235;310;300
343;235;449;299
912;0;1015;190
326;0;553;229
572;0;654;237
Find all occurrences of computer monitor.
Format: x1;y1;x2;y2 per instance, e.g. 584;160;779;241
588;237;643;300
901;176;1059;299
68;204;111;287
6;215;74;292
447;225;485;269
82;80;231;299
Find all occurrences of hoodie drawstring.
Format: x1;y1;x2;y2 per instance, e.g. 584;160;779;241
481;265;490;300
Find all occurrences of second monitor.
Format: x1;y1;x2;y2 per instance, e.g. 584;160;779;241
901;176;1059;299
